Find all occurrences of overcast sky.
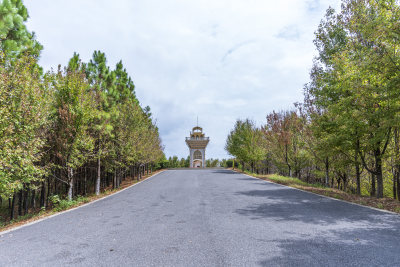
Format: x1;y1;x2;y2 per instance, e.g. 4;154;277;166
25;0;340;160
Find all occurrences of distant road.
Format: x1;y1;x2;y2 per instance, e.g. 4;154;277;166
1;169;399;266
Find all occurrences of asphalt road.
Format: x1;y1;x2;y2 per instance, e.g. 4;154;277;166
0;169;399;266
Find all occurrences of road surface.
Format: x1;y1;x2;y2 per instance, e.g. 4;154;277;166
0;169;399;266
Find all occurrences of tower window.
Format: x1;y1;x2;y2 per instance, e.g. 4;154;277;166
194;150;202;160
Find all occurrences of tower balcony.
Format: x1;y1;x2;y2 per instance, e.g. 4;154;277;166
185;137;209;149
185;137;210;141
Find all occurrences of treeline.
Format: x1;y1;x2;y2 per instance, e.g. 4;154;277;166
226;0;400;200
0;1;164;221
162;156;221;168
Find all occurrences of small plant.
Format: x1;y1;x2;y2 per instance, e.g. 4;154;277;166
76;195;89;203
49;195;61;207
51;195;89;212
54;200;74;212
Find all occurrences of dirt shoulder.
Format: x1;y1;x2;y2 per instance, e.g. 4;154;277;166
231;168;400;214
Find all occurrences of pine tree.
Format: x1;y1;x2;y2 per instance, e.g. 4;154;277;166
0;0;42;58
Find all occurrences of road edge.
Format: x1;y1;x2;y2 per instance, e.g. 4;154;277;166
0;170;165;236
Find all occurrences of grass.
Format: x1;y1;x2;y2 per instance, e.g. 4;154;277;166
236;169;400;214
0;170;163;232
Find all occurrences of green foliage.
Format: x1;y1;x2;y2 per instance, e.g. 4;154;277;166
225;119;267;172
226;1;400;200
50;64;95;170
306;0;400;198
206;158;220;167
0;0;42;58
264;110;310;177
224;159;238;168
0;3;165;222
50;195;89;212
0;52;49;198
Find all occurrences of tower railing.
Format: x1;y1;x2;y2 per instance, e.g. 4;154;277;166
185;137;209;141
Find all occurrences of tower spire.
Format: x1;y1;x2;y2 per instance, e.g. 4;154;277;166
197;116;198;127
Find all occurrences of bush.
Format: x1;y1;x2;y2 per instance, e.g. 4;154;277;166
226;159;238;168
51;195;89;212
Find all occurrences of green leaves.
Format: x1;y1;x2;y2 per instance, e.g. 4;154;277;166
305;0;400;197
0;52;49;198
225;119;266;170
0;0;42;58
82;50;163;172
50;64;96;170
0;2;164;210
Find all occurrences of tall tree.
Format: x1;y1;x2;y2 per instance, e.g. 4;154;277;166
226;119;266;172
50;65;95;200
0;0;42;58
0;53;49;206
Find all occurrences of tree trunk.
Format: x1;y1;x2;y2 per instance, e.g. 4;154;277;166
40;181;45;208
113;169;117;189
375;149;384;198
10;192;16;220
31;189;36;209
371;173;376;197
393;175;397;200
47;176;51;206
67;167;74;201
394;128;400;201
23;187;29;215
325;157;329;186
18;190;23;216
343;173;347;191
96;157;101;195
117;168;121;187
84;167;87;196
397;172;400;201
354;139;361;195
355;165;361;195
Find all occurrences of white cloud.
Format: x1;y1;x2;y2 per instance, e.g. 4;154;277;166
25;0;341;159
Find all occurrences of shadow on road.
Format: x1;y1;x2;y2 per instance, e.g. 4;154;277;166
257;228;400;266
235;187;399;224
211;170;238;175
237;177;260;181
235;186;400;266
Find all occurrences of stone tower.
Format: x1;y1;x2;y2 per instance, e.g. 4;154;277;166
185;126;210;168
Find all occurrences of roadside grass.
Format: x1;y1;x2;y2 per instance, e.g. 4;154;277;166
0;170;163;232
235;169;400;214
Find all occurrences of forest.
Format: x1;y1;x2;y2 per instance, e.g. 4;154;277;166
226;0;400;200
161;155;221;168
0;0;164;223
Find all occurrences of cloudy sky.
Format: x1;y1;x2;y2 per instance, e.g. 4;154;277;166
25;0;340;159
